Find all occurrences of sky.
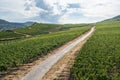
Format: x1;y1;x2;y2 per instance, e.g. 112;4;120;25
0;0;120;24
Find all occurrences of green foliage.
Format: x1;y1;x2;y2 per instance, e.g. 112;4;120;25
0;19;34;30
14;23;89;36
70;21;120;80
0;27;90;71
0;23;90;39
14;23;61;35
0;31;23;38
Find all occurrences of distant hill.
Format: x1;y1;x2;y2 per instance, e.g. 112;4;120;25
0;23;89;41
0;19;34;30
104;15;120;22
14;23;90;36
112;15;120;21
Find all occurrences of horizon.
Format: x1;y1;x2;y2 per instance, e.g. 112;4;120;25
0;0;120;24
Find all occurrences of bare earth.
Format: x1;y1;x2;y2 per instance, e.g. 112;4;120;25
0;27;94;80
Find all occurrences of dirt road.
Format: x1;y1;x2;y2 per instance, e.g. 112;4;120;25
21;27;94;80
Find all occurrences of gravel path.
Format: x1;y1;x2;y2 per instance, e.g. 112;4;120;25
21;27;94;80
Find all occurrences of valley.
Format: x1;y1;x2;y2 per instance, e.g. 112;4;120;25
0;15;120;80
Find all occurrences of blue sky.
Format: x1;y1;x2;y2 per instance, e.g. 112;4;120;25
0;0;120;24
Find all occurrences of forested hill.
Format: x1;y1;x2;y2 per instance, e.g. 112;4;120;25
112;15;120;21
0;19;34;30
104;15;120;22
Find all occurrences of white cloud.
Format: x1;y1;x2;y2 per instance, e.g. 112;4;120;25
0;0;45;20
57;0;120;23
24;0;46;18
43;0;120;23
80;0;120;18
58;8;98;24
59;17;94;24
0;0;120;23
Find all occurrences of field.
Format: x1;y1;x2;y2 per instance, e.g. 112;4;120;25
0;23;89;40
70;21;120;80
14;23;61;35
0;26;90;71
14;23;90;35
0;31;23;39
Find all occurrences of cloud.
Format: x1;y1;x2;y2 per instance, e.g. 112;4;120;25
58;8;98;24
58;0;120;23
0;0;120;23
0;0;46;22
68;3;81;8
42;0;120;23
0;8;26;22
80;0;120;18
24;0;46;18
43;0;68;15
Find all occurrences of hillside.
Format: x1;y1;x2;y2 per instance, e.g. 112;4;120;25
112;15;120;20
0;23;89;41
0;19;34;30
70;16;120;80
14;23;89;35
0;26;90;72
103;15;120;22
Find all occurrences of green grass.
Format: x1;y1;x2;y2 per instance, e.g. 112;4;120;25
14;23;90;36
0;26;90;71
0;23;90;40
70;21;120;80
0;31;23;39
14;23;61;35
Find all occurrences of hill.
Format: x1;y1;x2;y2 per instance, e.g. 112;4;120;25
70;16;120;80
0;23;89;41
13;23;90;36
103;15;120;22
0;19;34;30
112;15;120;21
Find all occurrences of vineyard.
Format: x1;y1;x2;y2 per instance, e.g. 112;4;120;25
0;23;89;40
0;26;90;72
70;21;120;80
14;23;61;35
14;23;90;36
0;31;23;39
